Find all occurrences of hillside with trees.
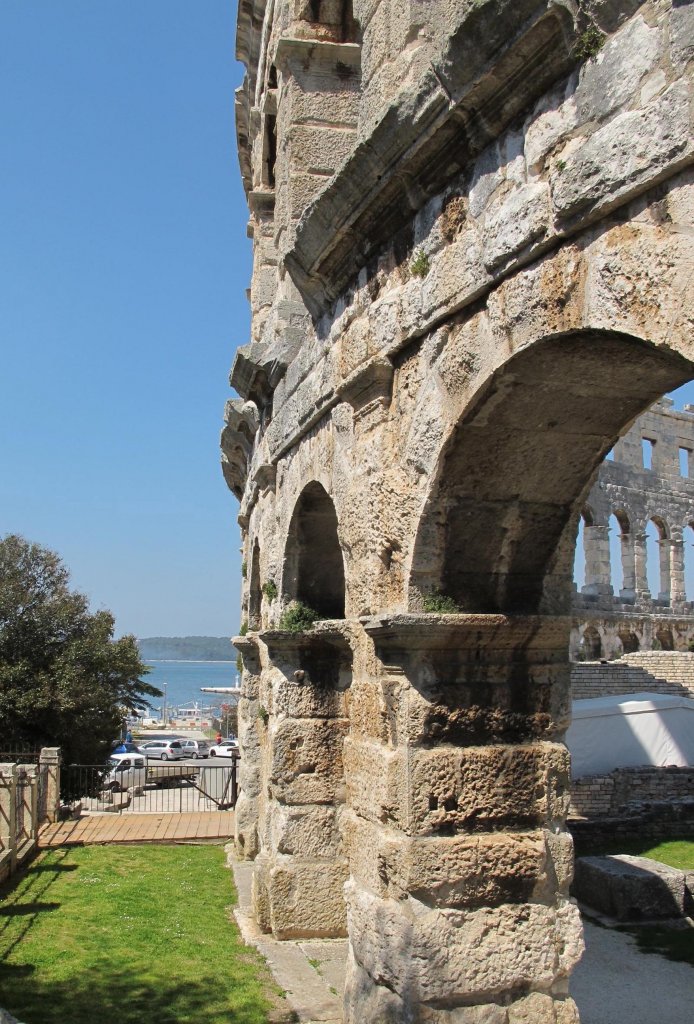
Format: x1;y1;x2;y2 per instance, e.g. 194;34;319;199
136;636;234;661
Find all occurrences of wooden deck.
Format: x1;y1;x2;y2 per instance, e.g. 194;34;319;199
38;811;235;847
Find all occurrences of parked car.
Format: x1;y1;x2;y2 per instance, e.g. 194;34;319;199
208;739;239;758
179;739;210;759
103;753;147;792
137;739;186;761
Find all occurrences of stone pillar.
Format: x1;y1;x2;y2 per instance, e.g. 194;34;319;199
633;531;650;600
251;625;353;939
342;615;583;1024
670;531;686;606
233;637;263;860
38;747;61;824
0;765;18;874
619;532;636;601
581;525;612;596
658;539;672;604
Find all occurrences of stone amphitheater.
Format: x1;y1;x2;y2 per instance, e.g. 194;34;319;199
221;2;694;1021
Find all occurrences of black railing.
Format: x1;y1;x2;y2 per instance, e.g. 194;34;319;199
0;743;42;763
63;759;238;815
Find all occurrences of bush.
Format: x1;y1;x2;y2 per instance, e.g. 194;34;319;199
422;591;460;613
279;601;319;633
262;580;278;601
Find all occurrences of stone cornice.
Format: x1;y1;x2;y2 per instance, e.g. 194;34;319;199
285;0;579;318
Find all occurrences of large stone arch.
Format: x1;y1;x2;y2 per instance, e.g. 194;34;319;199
281;480;346;619
408;330;694;616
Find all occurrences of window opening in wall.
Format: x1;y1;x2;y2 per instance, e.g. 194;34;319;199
268;64;278;89
655;626;675;651
249;540;262;629
265;115;277;189
679;447;690;478
605;447;615;461
642;437;655;470
608;513;624;594
619;629;640;654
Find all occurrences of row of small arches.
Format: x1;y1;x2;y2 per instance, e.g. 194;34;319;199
575;508;694;603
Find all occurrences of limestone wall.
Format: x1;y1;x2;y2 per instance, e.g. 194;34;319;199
571;652;694;700
570;765;694;818
225;2;694;1020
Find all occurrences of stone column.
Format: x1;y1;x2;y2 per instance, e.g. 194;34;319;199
233;637;263;861
619;532;636;601
38;747;61;824
251;624;353;939
342;615;583;1024
582;525;612;596
0;765;18;875
633;531;650;600
658;539;672;604
669;531;686;607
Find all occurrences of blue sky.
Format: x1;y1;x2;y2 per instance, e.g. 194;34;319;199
0;0;249;637
2;2;693;639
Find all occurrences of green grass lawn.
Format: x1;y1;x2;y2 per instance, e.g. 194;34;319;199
0;844;288;1024
579;836;694;871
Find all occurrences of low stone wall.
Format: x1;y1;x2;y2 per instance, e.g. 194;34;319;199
569;765;694;850
571;652;694;700
570;766;694;818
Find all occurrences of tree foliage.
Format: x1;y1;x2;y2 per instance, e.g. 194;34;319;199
0;534;161;764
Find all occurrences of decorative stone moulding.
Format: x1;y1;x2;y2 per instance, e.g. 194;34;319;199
253;463;277;493
361;613;573;744
338;356;394;421
286;0;579;316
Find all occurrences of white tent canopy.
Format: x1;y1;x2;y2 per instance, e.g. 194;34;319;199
566;691;694;779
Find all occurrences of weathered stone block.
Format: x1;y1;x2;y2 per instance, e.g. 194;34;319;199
266;859;349;938
270;717;349;805
271;802;343;859
274;674;348;718
343;810;575;906
573;854;688;920
551;82;692;222
345;881;584;1004
483;182;550;269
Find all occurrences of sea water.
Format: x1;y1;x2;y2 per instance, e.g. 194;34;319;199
143;660;238;717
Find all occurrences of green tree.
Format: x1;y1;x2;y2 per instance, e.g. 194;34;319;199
0;534;161;764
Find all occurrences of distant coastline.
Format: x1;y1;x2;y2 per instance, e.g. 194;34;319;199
137;636;234;661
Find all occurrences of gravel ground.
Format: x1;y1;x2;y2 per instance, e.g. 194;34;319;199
571;920;693;1024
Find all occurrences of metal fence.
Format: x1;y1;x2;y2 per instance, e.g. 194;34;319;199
63;760;238;815
0;744;42;764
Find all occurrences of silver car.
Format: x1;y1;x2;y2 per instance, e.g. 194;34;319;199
137;739;185;761
179;739;210;759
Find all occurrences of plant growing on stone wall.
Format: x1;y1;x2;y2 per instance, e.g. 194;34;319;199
241;560;247;579
422;591;461;613
574;21;604;62
236;653;243;673
257;705;269;725
410;248;430;278
279;601;319;633
239;621;248;636
262;579;278;601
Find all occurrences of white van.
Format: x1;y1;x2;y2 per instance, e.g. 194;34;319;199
104;752;147;791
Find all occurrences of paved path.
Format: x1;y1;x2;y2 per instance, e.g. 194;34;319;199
38;811;234;847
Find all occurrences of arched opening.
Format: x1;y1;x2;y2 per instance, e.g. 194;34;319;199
582;625;602;660
283;482;346;619
573;507;593;592
655;626;674;651
248;540;262;629
409;331;693;615
609;510;630;598
646;516;669;604
683;522;694;602
618;628;640;654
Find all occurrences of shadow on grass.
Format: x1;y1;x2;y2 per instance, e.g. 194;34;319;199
0;966;282;1024
0;902;60;916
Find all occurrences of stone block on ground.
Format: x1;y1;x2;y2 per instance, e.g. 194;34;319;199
573;854;688;920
